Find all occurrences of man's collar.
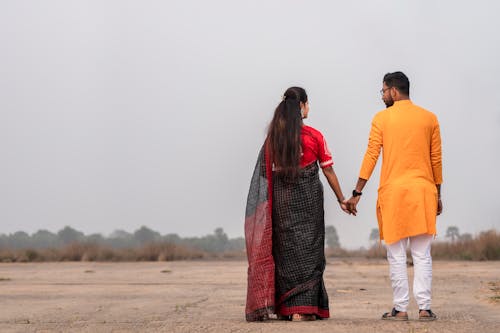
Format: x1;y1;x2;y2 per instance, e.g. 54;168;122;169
393;99;412;106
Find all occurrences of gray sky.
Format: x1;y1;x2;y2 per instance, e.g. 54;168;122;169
1;1;499;249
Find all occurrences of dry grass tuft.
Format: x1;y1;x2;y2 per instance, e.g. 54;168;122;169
432;230;500;261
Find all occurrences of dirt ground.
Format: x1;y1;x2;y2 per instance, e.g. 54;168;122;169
0;259;499;333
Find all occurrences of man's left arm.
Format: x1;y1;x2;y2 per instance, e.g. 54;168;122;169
431;117;443;215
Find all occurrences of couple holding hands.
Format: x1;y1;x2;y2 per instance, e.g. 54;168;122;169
244;72;442;322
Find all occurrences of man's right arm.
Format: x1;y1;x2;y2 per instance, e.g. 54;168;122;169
347;116;383;214
359;116;383;181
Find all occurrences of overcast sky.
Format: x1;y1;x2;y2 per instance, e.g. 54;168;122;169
1;1;499;249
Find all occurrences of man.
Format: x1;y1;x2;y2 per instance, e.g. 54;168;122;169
347;72;442;321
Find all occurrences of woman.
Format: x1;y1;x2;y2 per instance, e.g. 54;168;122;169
245;87;349;322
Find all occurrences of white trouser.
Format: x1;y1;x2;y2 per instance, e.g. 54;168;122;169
386;234;433;312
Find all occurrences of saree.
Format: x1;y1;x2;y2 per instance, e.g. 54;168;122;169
244;146;274;321
245;145;330;321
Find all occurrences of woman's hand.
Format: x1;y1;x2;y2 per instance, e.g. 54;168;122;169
322;167;351;215
339;200;351;215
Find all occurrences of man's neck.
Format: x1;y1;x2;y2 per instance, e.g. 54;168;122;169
394;95;410;102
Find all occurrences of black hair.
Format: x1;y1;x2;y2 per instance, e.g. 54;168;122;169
266;87;307;178
383;71;410;96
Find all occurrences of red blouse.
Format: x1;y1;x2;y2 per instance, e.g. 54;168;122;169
300;125;333;168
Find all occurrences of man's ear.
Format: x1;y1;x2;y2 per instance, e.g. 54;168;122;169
390;87;398;99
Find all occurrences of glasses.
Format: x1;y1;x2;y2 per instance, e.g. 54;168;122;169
380;87;392;95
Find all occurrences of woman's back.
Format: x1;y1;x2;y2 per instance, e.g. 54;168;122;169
300;125;333;169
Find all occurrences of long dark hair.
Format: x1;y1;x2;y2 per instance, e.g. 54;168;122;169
266;87;307;178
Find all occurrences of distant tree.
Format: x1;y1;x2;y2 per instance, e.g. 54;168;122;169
183;228;230;253
58;226;85;245
32;230;58;248
214;228;229;246
164;233;181;244
107;229;135;248
227;237;245;251
445;226;460;242
9;231;31;249
109;229;133;239
133;226;161;244
86;233;105;244
0;234;7;248
325;225;340;249
213;228;229;252
369;228;380;245
459;233;473;242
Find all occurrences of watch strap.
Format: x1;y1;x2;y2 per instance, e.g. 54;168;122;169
352;190;362;197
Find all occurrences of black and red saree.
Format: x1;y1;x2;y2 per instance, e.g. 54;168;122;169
245;145;330;321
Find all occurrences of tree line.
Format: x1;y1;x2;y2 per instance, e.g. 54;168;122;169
0;226;245;253
1;225;498;261
1;224;476;253
0;225;342;252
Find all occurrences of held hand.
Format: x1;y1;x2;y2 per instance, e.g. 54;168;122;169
346;196;361;216
437;198;443;216
339;200;351;215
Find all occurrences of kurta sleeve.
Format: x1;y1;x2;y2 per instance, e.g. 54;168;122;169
359;115;383;180
430;116;443;184
316;132;333;168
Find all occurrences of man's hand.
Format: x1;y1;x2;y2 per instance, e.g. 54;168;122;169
437;198;443;216
347;178;367;216
346;196;361;216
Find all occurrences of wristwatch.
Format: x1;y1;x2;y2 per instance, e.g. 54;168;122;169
352;190;362;197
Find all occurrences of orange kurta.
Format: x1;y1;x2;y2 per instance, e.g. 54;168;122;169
359;100;442;244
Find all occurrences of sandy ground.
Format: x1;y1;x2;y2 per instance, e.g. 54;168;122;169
0;259;499;333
